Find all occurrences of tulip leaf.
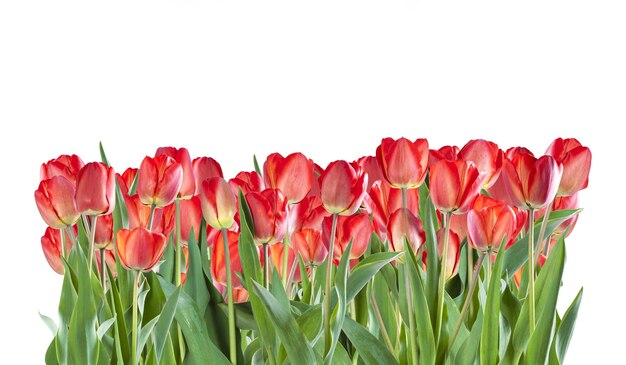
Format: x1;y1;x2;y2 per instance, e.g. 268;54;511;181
297;304;323;342
96;317;117;340
419;184;440;325
347;251;401;304
324;241;351;365
551;287;583;364
343;317;399;365
480;239;507;365
99;141;129;230
137;315;159;361
253;154;263;177
184;228;210;314
153;286;180;364
39;311;58;336
455;308;483;365
251;281;317;365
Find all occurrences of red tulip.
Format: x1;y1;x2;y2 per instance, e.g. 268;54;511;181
116;227;167;271
514;254;546;287
269;244;301;282
430;159;483;214
264;152;314;204
164;196;203;244
156;147;195;199
320;160;367;215
545;138;592;196
40;154;84;186
421;228;460;280
387;208;425;254
365;180;419;242
200;177;238;230
505;147;534;160
458;139;503;188
41;227;74;274
94;214;114;249
376;137;429;188
322;213;372;262
137;155;183;208
467;198;517;252
229;171;264;195
429;145;459;168
288;196;330;233
488;152;562;210
35;176;80;229
246;189;288;245
535;193;579;237
95;249;117;277
75;162;116;215
461;195;526;249
211;230;243;288
293;228;327;266
116;168;138;196
124;194;173;236
352;156;384;191
216;284;249;303
192;157;224;195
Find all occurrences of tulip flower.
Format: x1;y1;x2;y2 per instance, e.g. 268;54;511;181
320;160;367;216
200;177;237;230
264;152;314;204
365;180;419;242
376;137;429;188
137;155;183;208
156;147;195;199
387;208;425;254
116;227;167;272
116;168;138;196
352;156;384;191
269;244;302;282
421;229;460;280
535;193;580;238
246;188;288;245
163;195;203;245
125;194;174;236
229;171;264;195
211;230;244;288
192;157;223;195
35;176;80;229
430;159;484;214
457;139;503;188
545;138;592;196
94;214;114;249
41;227;74;274
322;213;372;262
40;154;84;186
467;199;517;253
429;145;459;168
288;196;330;233
293;228;327;266
95;249;117;277
488;153;562;210
75;162;116;216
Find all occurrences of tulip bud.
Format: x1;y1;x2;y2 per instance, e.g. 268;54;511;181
41;227;74;274
116;227;167;271
156;147;195;199
293;228;327;266
229;171;264;195
430;159;483;214
116;168;138;196
40;154;84;186
320;160;367;216
35;176;80;229
75;162;116;215
192;157;223;195
322;213;372;262
137;155;183;208
467;199;517;253
458;139;503;188
387;208;425;254
264;152;314;204
376;137;429;188
545;138;592;196
246;189;288;245
200;177;238;230
94;214;114;249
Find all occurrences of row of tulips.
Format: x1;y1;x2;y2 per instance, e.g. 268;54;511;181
36;137;590;365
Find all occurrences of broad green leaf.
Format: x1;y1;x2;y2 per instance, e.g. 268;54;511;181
346;252;401;304
343;317;398;365
552;288;583;363
97;317;116;340
39;312;58;335
184;229;210;313
455;309;483;365
107;265;131;364
137;316;159;361
45;337;59;365
218;301;258;331
480;239;507;365
153;286;180;364
419;184;440;326
251;282;317;364
325;242;351;365
333;343;352;365
253;154;262;176
297;305;323;342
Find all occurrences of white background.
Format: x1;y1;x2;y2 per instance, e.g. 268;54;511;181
1;1;624;363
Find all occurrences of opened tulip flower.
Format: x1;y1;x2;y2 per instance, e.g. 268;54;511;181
467;198;517;253
264;152;314;204
352;155;384;191
429;145;460;167
430;159;483;214
387;208;425;254
35;176;80;229
376;137;429;188
137;155;183;208
75;162;116;216
457;139;503;188
116;227;167;272
545;137;592;196
293;228;327;266
40;154;84;186
269;244;301;282
164;196;203;245
320;160;367;216
246;188;288;245
192;157;223;195
156;147;195;199
229;171;264;195
41;227;74;274
200;177;237;230
116;167;138;196
322;213;372;262
288;196;330;233
125;194;174;236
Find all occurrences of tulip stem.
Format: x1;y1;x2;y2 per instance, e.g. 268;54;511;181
534;201;553;264
401;188;408;211
309;266;316;305
88;215;98;276
174;199;186;363
448;253;486;351
263;243;270;289
323;213;338;356
60;227;67;259
221;228;237;365
404;255;418;365
370;292;395;356
466;243;474;319
131;270;139;365
527;208;536;336
282;237;290;288
100;248;107;292
435;211;451;343
147;204;156;230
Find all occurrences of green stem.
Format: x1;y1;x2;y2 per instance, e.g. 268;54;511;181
466;242;474;321
323;213;338;356
485;251;492;284
370;293;395;356
309;266;316;305
131;271;139;365
534;201;553;263
448;253;486;351
60;227;67;259
282;235;290;288
404;262;418;365
88;215;98;276
263;243;270;289
401;187;408;212
147;204;156;230
528;208;536;336
100;248;107;292
221;228;237;365
435;212;451;342
174;199;185;362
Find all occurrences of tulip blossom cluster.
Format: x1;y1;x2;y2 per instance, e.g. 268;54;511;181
35;137;591;365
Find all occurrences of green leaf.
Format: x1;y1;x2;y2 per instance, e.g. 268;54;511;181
480;239;507;365
137;316;160;360
251;282;317;364
39;311;58;335
56;263;77;365
343;317;399;365
184;228;210;314
107;265;131;363
297;305;323;342
419;184;440;326
455;309;483;365
346;252;401;304
45;337;59;365
96;317;116;340
325;242;351;365
153;286;180;364
552;288;583;363
253;154;263;176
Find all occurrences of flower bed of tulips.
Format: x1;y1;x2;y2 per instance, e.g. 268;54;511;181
35;137;591;365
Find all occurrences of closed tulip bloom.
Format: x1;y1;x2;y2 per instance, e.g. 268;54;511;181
211;230;244;288
137;155;183;208
246;189;288;245
322;213;372;262
35;176;80;229
387;208;425;254
376;137;429;188
467;200;516;253
430;159;484;214
94;214;114;249
365;180;419;242
95;249;117;277
269;244;301;282
429;228;460;280
192;157;223;195
156;147;195;199
264;152;314;204
545;138;592;196
40;154;84;186
320;160;368;215
41;227;74;274
429;145;460;168
352;156;384;191
293;228;327;266
200;177;238;230
164;196;203;244
75;162;116;215
116;168;138;196
116;227;167;271
125;194;172;236
458;139;503;188
288;196;330;233
228;171;264;195
488;153;562;210
535;193;580;237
